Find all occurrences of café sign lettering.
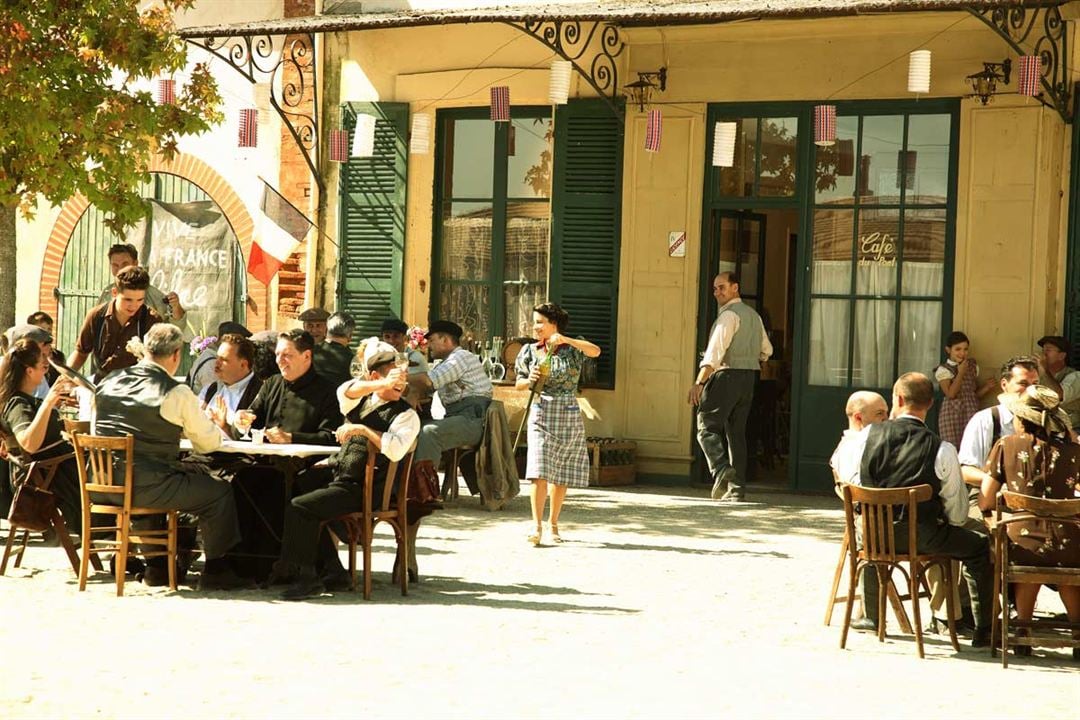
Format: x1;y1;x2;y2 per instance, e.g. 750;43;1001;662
858;232;896;267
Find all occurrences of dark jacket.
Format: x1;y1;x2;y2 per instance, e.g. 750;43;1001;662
246;366;341;445
860;416;943;523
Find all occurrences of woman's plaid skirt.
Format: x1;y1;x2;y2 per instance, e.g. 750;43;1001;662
526;395;590;488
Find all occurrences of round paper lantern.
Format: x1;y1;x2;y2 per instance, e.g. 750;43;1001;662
908;50;932;94
712;122;738;167
549;60;573;105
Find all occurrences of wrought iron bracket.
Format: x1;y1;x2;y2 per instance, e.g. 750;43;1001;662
967;4;1072;122
184;34;323;190
503;20;626;119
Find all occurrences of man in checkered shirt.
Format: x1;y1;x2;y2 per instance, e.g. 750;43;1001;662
411;320;493;482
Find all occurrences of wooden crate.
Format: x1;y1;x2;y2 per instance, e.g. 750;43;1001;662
587;439;637;487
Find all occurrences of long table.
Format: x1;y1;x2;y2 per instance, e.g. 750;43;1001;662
179;439;340;458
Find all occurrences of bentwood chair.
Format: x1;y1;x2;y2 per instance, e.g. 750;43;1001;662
1;453;82;576
991;491;1080;667
839;483;961;658
70;432;178;596
326;439;415;600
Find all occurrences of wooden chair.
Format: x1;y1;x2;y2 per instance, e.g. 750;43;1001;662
442;445;477;501
326;439;415;600
1;453;82;576
991;491;1080;667
70;432;178;596
823;524;914;634
839;483;960;658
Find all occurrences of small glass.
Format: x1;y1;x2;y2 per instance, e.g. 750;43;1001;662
234;410;256;441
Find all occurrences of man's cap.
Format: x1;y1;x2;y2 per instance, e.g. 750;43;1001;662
381;318;409;334
217;321;251;338
7;323;52;345
360;338;399;373
425;320;463;340
1037;335;1071;355
249;330;278;345
298;307;330;322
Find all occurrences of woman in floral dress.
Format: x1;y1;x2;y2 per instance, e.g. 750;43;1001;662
981;385;1080;658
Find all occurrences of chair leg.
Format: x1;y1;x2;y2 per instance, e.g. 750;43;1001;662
51;510;81;577
78;514;92;592
13;529;28;568
876;566;889;643
441;450;459;501
886;584;913;635
825;533;849;626
991;555;1002;659
0;526;17;575
116;514;130;597
167;512;178;591
942;561;959;652
910;562;925;659
399;524;409;597
362;519;373;601
840;562;861;649
347;532;358;591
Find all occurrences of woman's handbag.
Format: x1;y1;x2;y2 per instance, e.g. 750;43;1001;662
7;480;57;532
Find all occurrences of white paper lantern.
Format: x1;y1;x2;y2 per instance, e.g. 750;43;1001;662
409;113;432;155
712;122;738;167
548;60;573;105
351;113;377;157
908;50;932;94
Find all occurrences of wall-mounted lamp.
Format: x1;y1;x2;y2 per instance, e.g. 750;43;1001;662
967;59;1011;105
624;67;667;112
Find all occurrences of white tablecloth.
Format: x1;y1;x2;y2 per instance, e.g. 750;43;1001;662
179;439;339;458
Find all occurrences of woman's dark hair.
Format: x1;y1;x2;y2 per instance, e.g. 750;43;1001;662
944;331;969;348
1017;416;1065;443
0;339;42;409
533;302;569;332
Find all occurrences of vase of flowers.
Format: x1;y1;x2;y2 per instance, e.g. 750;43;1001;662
189;334;217;358
406;326;427;352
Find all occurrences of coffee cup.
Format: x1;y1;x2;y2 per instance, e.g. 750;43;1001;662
250;428;266;445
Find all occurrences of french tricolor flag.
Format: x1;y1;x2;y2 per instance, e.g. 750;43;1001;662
248;181;312;286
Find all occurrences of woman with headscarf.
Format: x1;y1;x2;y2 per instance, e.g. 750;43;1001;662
980;384;1080;659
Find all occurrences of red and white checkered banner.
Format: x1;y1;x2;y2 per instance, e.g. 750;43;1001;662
1017;55;1042;97
645;109;662;153
238;108;258;148
814;104;836;146
156;78;176;106
490;86;510;122
329;129;349;163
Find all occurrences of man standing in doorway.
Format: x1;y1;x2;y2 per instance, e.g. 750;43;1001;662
688;272;773;504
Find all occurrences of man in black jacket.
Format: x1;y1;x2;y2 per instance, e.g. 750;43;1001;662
858;372;993;647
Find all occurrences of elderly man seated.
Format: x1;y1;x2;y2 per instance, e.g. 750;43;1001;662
93;324;248;590
829;390;888;488
272;339;420;600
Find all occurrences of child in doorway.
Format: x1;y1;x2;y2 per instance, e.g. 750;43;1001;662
934;331;996;448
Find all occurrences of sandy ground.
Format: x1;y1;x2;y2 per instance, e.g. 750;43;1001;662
1;481;1078;719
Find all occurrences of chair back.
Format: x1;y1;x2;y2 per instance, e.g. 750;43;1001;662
364;438;416;513
1001;490;1080;519
841;483;932;562
62;419;91;436
70;433;135;514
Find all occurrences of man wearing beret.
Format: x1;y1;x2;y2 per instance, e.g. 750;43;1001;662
1036;335;1080;429
411;320;492;483
298;307;330;345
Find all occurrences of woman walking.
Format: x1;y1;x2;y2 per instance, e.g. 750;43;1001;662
515;303;600;546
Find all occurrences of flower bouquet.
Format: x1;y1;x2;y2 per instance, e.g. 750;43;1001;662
189;334;217;358
406;326;427;352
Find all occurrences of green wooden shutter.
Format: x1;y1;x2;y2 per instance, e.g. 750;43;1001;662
338;102;408;342
551;99;624;389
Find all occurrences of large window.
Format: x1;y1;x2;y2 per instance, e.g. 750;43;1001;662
434;108;553;344
807;110;955;387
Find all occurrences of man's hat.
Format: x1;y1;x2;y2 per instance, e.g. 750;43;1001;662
298;307;330;322
217;321;251;338
7;323;52;345
358;337;398;374
1037;335;1071;356
381;318;409;334
425;320;463;341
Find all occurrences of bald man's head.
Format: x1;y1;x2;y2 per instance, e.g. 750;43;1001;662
844;390;888;431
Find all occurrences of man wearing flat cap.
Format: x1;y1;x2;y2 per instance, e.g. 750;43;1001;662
298;307;330;345
1036;335;1080;429
411;320;493;483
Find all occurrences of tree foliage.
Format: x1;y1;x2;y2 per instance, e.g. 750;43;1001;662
0;0;222;229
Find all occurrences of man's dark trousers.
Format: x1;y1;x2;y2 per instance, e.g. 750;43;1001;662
862;518;993;627
696;368;756;494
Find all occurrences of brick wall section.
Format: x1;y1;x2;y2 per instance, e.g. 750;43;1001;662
277;0;318;319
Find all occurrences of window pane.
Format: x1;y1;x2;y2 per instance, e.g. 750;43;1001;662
856;208;898;296
812;209;853;294
858;115;903;202
717;117;755;197
446;119;494;198
906;114;951;204
440;202;492;281
715;215;738;277
507;118;553;199
808;298;850;386
902;208;946;296
853;299;895;388
439;284;490;345
759;117;797;197
505;283;546;339
899;301;942;376
504;200;549;285
739;217;762;297
815;115;858;204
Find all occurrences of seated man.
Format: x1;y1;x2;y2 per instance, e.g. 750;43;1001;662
189;321;251;396
93;324;247;590
829;390;888;488
274;339;419;600
199;333;262;426
312;311;355;388
298;307;329;345
230;328;342;580
381;317;429;375
859;372;993;647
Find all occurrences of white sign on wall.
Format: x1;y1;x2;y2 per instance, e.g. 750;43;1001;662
668;230;686;257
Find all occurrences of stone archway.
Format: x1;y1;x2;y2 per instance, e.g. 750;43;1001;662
37;152;268;330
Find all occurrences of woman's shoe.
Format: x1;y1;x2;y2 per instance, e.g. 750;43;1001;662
527;526;542;546
549;523;563;544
